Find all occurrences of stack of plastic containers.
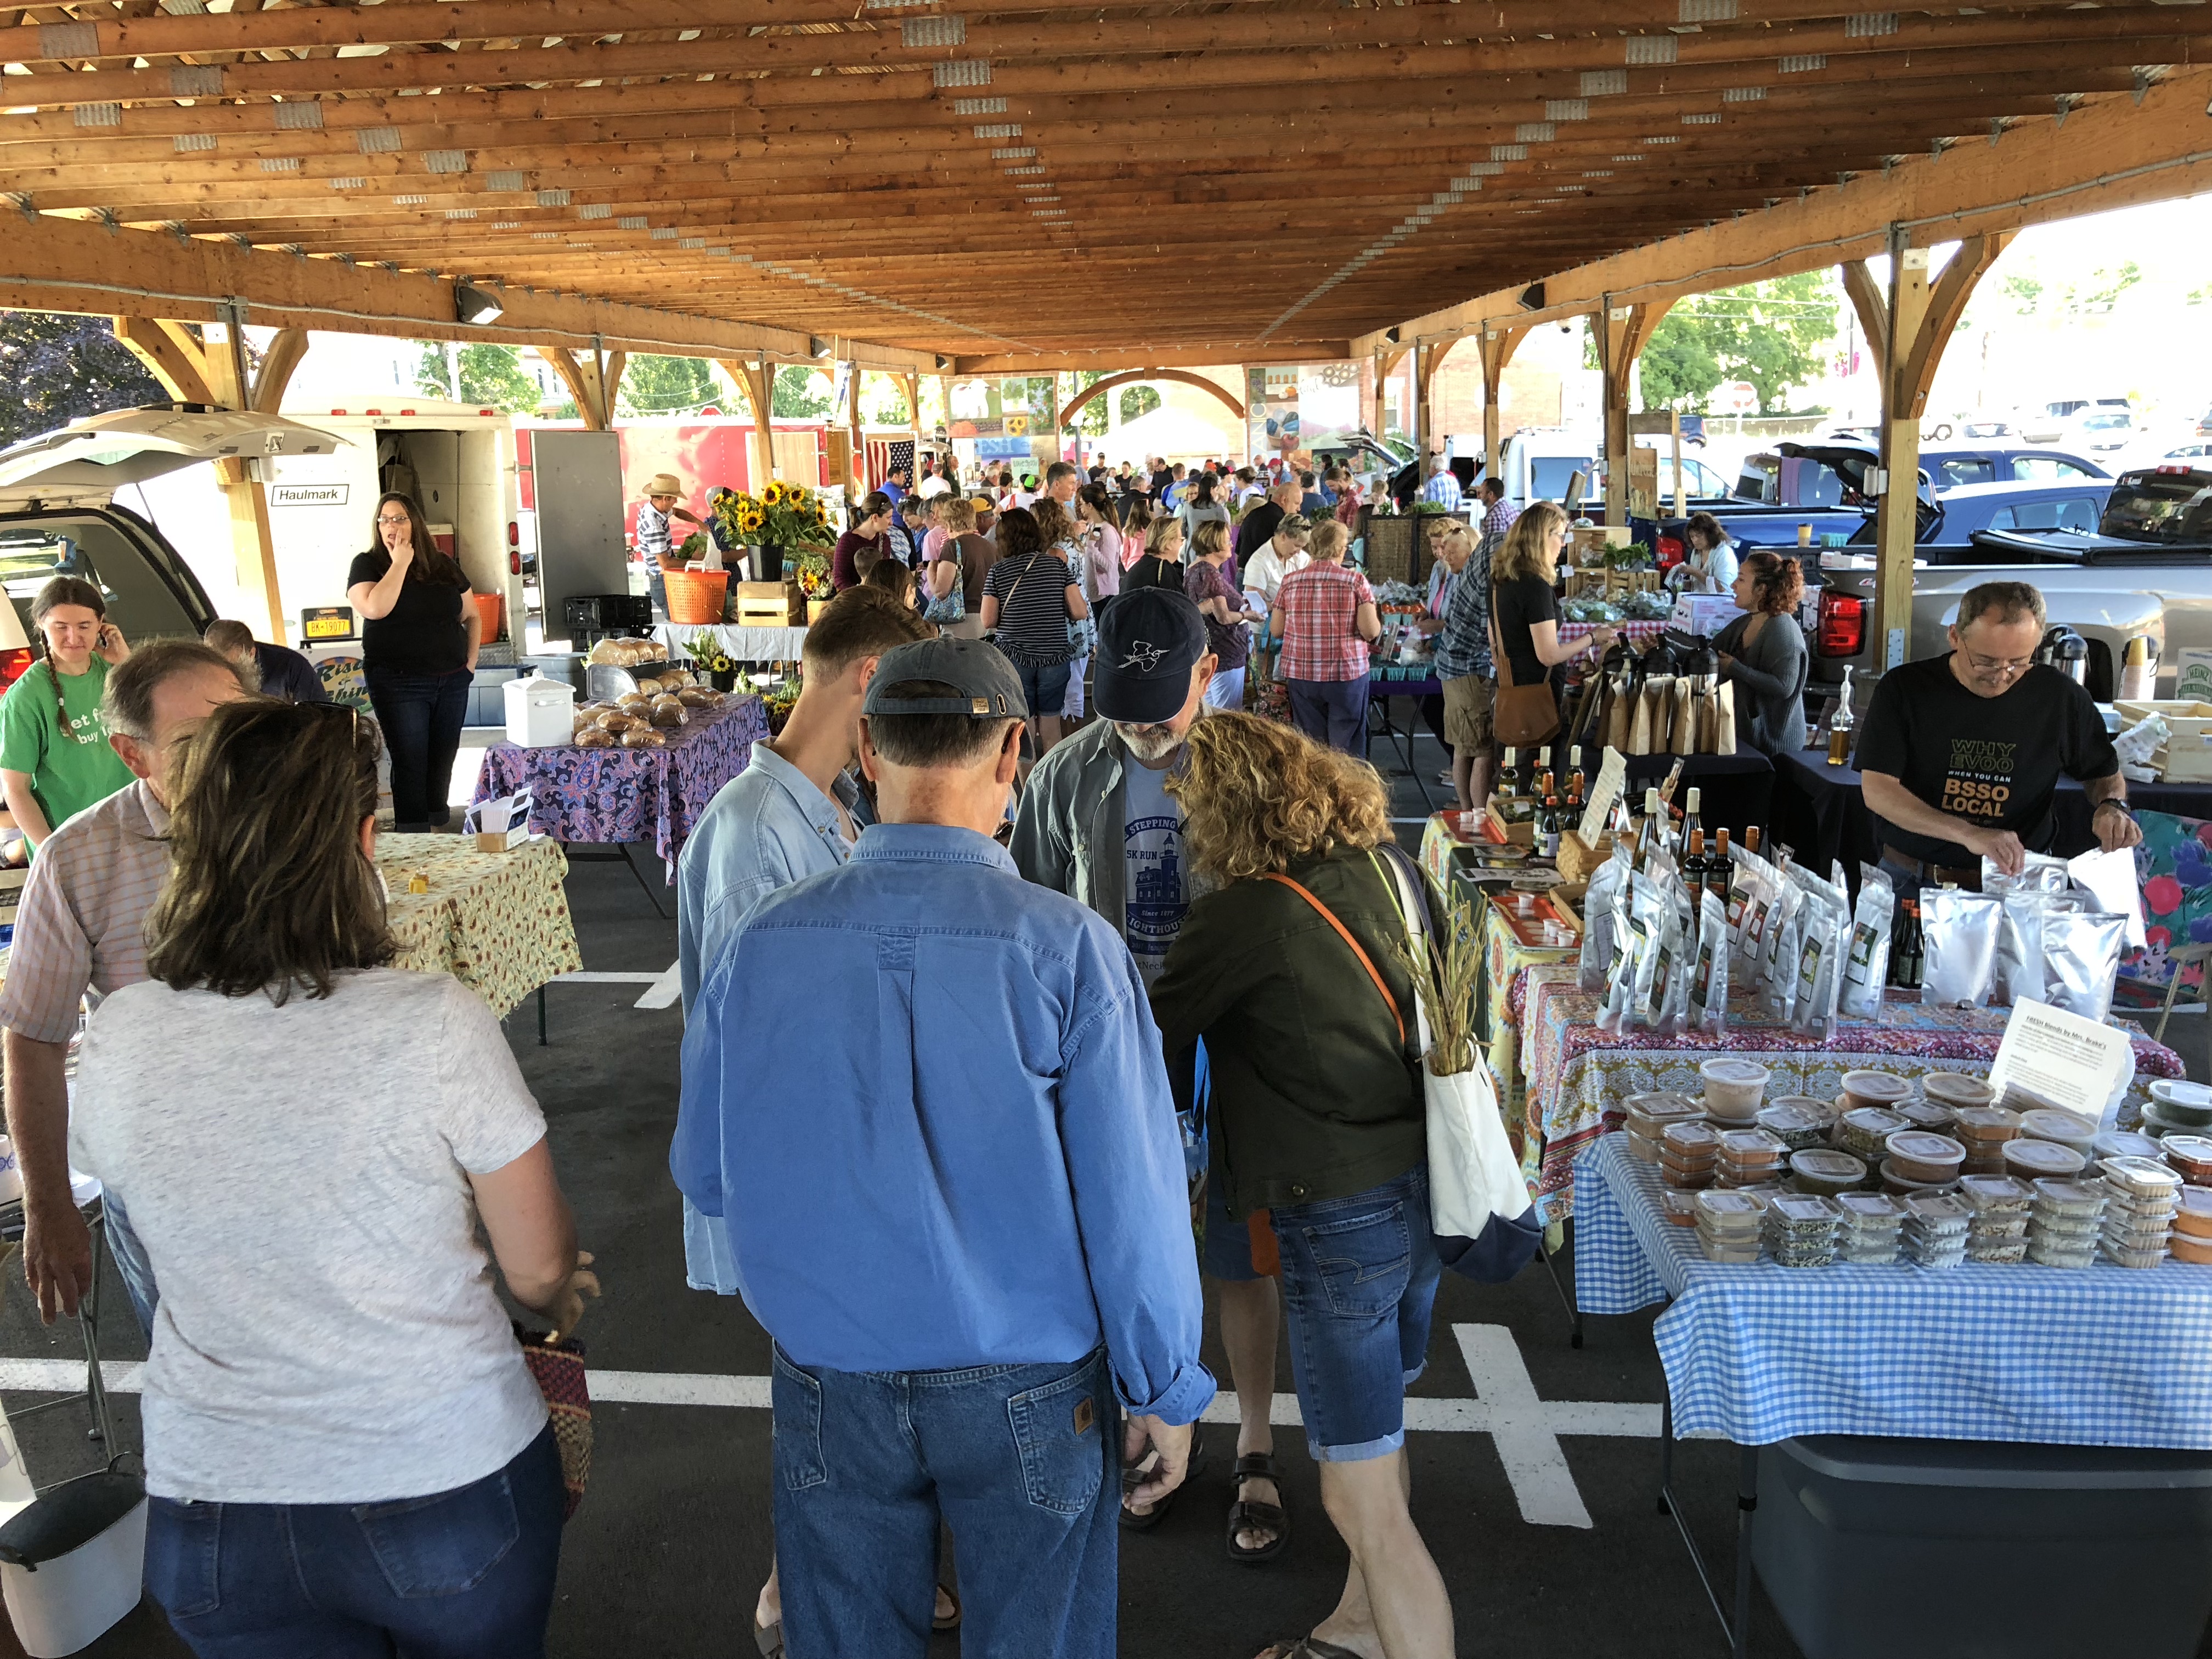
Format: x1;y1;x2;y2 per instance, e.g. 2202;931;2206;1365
1839;1070;1914;1114
1756;1100;1833;1153
1920;1072;1997;1115
2159;1136;2212;1187
1957;1173;2033;1264
2095;1128;2166;1164
2172;1187;2212;1264
1694;1189;1764;1262
1835;1193;1904;1263
2100;1156;2183;1268
1901;1192;1971;1267
1789;1148;1869;1198
2027;1178;2108;1268
2004;1137;2086;1183
1836;1107;1911;1165
1714;1127;1788;1190
1952;1105;2023;1175
1661;1120;1720;1191
1880;1130;1966;1199
1763;1194;1842;1267
1623;1092;1706;1164
1700;1059;1771;1125
2018;1108;2099;1160
2142;1077;2212;1139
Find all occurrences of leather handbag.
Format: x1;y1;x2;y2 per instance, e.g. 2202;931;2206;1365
1488;612;1561;749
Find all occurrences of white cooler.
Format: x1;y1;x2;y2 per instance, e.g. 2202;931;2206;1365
503;674;575;749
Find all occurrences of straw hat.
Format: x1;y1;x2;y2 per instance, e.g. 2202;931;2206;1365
644;472;682;498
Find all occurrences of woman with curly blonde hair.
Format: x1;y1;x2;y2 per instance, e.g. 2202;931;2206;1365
1149;713;1451;1654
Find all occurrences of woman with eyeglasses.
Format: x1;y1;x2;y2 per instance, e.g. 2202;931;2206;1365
346;493;479;832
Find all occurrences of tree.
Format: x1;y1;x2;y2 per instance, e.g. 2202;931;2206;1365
1069;369;1110;437
618;354;718;416
861;371;910;426
1119;385;1163;425
1610;272;1839;415
413;341;543;412
773;365;832;418
0;312;167;448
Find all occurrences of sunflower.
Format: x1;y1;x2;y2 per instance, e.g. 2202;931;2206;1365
740;508;766;533
786;483;810;503
760;480;785;507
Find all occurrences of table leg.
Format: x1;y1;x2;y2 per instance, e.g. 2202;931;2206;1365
538;983;548;1046
1536;1226;1584;1348
1373;696;1437;811
81;1206;113;1449
619;840;675;919
1733;1443;1759;1659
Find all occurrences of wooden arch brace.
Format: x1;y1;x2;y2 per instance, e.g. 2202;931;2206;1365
1479;326;1532;481
1057;369;1245;432
1593;299;1675;527
1871;229;2015;654
111;316;310;641
714;358;781;493
544;346;625;431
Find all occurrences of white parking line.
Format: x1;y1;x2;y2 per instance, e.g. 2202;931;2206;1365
550;972;665;984
0;1324;1653;1526
634;961;685;1011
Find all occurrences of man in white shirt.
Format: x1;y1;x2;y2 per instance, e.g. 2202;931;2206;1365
1242;512;1312;684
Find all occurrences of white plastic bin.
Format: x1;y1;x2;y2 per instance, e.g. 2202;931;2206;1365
503;674;575;749
0;1474;148;1658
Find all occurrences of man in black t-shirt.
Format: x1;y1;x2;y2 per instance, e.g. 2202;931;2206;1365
1854;580;2140;890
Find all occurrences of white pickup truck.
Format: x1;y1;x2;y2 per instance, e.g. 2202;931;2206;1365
1810;464;2212;703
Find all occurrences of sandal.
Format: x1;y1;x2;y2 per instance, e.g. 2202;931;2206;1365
1226;1452;1291;1565
1252;1640;1362;1659
1120;1423;1203;1532
753;1620;783;1658
933;1588;962;1633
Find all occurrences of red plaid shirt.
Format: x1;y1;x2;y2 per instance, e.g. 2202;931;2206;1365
1273;561;1376;682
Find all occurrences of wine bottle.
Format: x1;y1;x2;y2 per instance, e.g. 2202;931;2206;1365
1685;826;1708;895
1709;827;1733;908
1500;746;1521;799
1827;665;1857;766
1680;786;1703;862
1637;787;1666;868
1744;823;1764;864
1893;899;1924;989
1539;794;1564;859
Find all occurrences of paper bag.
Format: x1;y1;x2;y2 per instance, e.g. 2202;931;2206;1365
1671;679;1696;756
1714;682;1737;755
1607;678;1635;750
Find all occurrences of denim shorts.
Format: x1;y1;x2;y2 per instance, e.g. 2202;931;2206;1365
1202;1172;1266;1283
1270;1165;1441;1463
1014;658;1073;716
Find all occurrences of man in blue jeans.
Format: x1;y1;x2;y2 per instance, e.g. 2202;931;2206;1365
676;636;1213;1659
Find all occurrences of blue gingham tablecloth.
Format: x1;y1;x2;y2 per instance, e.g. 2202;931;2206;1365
1574;1132;2212;1448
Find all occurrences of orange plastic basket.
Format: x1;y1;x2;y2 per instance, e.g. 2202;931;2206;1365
664;568;730;625
470;591;504;642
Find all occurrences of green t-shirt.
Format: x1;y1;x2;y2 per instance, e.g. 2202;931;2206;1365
0;658;134;845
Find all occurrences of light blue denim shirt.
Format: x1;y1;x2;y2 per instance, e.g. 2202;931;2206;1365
673;823;1215;1424
673;741;866;1291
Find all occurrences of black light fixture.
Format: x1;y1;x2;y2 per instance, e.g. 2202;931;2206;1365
455;280;504;325
1384;325;1402;345
1517;281;1547;312
934;354;951;369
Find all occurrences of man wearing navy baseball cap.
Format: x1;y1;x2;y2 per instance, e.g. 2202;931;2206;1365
678;632;1211;1658
1011;591;1290;1551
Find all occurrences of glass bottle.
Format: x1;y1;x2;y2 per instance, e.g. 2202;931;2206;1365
1827;666;1856;766
1680;786;1703;862
1709;828;1733;908
1539;794;1564;860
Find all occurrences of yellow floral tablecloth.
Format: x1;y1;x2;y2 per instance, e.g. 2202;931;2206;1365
381;833;583;1018
1476;895;1579;1140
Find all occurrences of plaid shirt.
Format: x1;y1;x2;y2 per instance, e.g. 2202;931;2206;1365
1482;498;1519;538
0;780;168;1045
1273;561;1376;682
1432;538;1496;681
1421;471;1463;511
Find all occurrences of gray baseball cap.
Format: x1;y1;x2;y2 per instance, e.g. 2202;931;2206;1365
862;636;1029;720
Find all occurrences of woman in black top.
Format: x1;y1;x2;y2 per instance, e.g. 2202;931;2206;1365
1714;550;1809;756
1122;515;1187;592
345;493;478;830
1150;712;1451;1646
1489;498;1616;697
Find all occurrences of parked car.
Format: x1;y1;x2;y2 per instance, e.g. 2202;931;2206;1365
1837;477;2114;557
1742;440;2108;501
2016;397;2132;445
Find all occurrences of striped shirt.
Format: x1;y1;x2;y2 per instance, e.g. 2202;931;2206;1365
984;550;1079;666
1274;561;1376;683
635;500;675;562
0;780;168;1045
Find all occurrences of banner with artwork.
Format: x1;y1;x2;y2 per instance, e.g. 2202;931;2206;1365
1246;363;1365;468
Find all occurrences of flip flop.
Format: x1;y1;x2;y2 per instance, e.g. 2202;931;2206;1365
1226;1452;1291;1565
753;1620;783;1659
933;1588;962;1633
1252;1639;1364;1659
1120;1423;1203;1532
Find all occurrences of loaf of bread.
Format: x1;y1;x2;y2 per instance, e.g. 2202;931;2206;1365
574;726;616;748
620;725;668;748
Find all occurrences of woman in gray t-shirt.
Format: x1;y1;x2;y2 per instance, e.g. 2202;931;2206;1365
73;698;595;1656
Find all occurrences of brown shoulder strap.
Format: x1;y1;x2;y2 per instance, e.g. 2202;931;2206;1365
1260;872;1404;1046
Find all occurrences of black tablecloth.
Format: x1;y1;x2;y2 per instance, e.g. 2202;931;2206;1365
1770;746;2212;882
1617;750;1774;847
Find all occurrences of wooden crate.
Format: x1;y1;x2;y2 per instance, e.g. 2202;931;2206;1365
2118;700;2212;782
734;582;789;625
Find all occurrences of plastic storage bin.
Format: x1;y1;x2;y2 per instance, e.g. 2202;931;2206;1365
1752;1435;2212;1659
503;674;577;749
0;1470;149;1658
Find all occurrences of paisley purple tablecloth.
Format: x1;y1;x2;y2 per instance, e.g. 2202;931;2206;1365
1512;965;2186;1224
471;695;769;879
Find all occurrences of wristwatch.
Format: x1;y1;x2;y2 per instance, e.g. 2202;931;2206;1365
2094;798;2134;821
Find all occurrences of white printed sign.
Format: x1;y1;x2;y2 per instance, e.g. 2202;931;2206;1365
269;483;348;507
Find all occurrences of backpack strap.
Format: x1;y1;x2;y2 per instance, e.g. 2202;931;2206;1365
1260;871;1403;1047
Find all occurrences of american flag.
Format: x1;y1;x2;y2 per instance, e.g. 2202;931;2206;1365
864;437;915;490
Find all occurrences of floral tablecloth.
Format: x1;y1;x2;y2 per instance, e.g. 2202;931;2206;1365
1477;899;1578;1135
381;833;583;1018
472;695;769;879
1512;965;2186;1224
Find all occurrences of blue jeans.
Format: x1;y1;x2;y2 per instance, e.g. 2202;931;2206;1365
1271;1166;1441;1462
100;1188;159;1340
144;1424;566;1658
773;1345;1116;1659
1286;675;1371;756
365;665;472;830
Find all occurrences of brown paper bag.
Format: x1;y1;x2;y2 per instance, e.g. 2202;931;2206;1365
1607;676;1635;751
1714;682;1737;755
1629;676;1666;755
1671;679;1697;756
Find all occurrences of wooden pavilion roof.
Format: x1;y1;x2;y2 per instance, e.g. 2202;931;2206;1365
1;1;2205;368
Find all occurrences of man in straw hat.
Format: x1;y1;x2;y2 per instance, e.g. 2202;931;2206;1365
637;471;706;617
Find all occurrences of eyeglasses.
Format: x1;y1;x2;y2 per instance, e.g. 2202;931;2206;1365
376;514;411;526
1961;649;2035;679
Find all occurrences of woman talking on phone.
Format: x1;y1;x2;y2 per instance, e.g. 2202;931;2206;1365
347;493;479;831
0;576;134;854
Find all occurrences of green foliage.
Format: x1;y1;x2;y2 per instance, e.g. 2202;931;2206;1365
1070;370;1110;437
1628;272;1839;415
1119;385;1163;424
861;371;910;426
772;365;832;419
413;341;543;413
1997;258;2142;317
618;354;718;416
0;312;168;447
1999;273;2045;314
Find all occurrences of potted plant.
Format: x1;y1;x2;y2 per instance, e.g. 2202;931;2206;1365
713;479;836;584
790;548;835;622
682;630;740;693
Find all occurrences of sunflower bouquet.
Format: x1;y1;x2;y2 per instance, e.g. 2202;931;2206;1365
791;547;835;601
714;479;835;549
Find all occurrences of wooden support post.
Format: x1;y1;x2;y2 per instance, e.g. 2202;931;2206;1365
1593;300;1673;528
1873;229;2013;664
544;346;620;430
112;314;290;641
1839;261;1891;386
1414;341;1452;471
845;361;862;494
901;371;921;469
719;357;779;490
1477;326;1528;483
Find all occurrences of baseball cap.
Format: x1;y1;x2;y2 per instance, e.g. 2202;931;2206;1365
863;637;1028;720
1093;589;1208;725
